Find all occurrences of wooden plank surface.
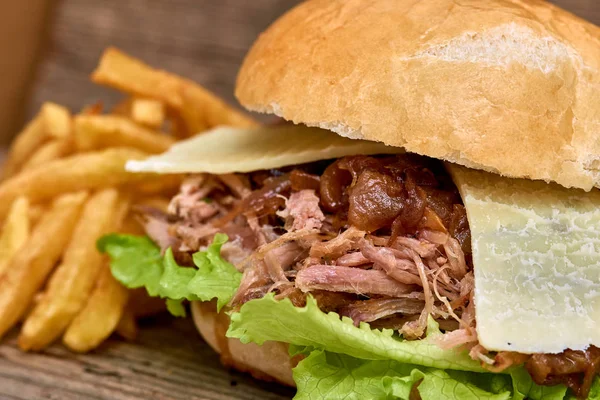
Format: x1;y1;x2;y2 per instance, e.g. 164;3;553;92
0;314;294;400
2;0;600;399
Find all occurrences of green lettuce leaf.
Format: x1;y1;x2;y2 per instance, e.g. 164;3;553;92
98;233;242;314
166;299;186;317
229;294;575;399
293;349;512;400
228;293;484;372
584;378;600;400
416;369;510;400
97;235;163;296
293;349;577;400
189;235;244;311
509;367;567;400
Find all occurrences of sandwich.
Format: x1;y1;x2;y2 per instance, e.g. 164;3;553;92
99;0;600;398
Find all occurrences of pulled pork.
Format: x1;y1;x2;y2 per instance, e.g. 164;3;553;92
140;154;595;398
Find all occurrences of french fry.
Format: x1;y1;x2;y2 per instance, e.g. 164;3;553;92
19;189;120;351
135;196;170;212
74;115;174;154
0;192;87;340
92;48;182;107
0;147;151;219
28;204;46;227
0;48;274;354
120;213;145;236
180;83;257;131
20;292;44;324
92;48;258;131
178;90;208;136
92;47;183;108
0;197;30;275
168;110;191;139
81;102;104;116
113;194;132;227
62;264;129;353
115;308;138;341
33;193;130;352
41;102;71;139
131;98;165;129
21;138;73;171
2;115;45;178
3;102;72;178
111;97;133;116
129;174;184;197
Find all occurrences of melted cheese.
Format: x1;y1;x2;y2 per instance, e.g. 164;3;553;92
448;165;600;354
126;125;403;174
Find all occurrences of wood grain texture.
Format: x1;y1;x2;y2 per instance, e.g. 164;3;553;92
2;0;600;399
27;0;302;125
0;314;294;400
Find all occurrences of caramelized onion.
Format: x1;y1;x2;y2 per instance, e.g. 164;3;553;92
214;175;290;227
338;155;384;180
449;204;471;255
403;166;438;187
320;159;352;212
423;186;458;225
417;207;447;232
290;169;321;191
526;346;600;399
391;174;426;236
348;170;404;232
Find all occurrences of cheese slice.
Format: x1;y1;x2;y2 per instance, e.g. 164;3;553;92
126;125;403;174
448;164;600;354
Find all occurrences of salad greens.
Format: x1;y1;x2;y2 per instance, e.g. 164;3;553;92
98;233;241;314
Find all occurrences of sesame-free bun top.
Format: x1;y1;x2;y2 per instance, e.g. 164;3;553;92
236;0;600;191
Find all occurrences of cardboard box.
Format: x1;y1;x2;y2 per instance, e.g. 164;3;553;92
0;1;49;147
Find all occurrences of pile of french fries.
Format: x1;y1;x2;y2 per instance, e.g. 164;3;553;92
0;47;257;353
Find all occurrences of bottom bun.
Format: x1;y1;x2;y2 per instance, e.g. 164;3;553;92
191;301;296;387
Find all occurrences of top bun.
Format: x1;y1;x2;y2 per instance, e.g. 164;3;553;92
236;0;600;191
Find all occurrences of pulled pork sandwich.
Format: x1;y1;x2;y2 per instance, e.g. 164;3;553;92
100;0;600;399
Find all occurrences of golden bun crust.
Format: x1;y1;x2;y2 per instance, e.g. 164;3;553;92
190;301;296;387
236;0;600;191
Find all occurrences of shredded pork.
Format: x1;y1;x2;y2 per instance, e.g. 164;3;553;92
140;154;597;398
278;189;325;231
296;265;417;298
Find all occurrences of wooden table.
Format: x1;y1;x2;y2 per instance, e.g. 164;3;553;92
0;315;294;400
2;0;599;399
